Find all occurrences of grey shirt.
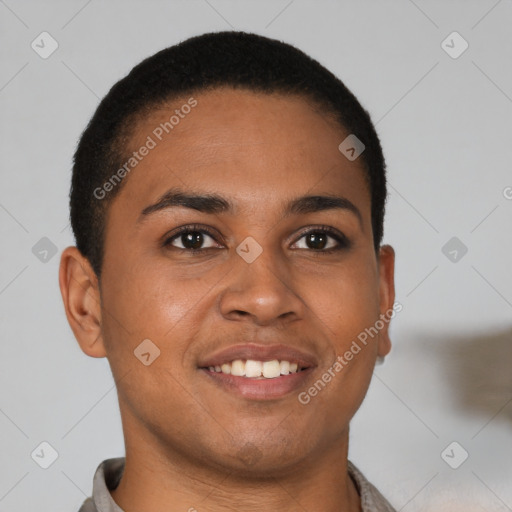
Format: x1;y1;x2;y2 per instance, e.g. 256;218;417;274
78;457;396;512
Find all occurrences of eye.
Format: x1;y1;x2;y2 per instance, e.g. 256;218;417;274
163;224;350;255
163;224;221;252
291;226;350;253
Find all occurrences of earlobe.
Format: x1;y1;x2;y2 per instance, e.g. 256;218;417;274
377;244;396;358
59;247;106;358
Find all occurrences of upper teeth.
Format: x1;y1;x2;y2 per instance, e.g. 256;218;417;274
208;360;300;379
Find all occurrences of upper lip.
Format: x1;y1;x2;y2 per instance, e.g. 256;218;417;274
198;343;318;369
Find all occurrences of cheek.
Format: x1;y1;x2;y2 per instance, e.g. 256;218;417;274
99;265;201;411
101;259;173;327
99;258;219;361
308;259;381;339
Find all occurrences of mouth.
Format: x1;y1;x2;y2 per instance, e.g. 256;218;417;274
201;359;309;378
198;343;317;400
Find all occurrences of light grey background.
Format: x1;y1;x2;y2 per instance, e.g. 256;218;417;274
1;1;511;510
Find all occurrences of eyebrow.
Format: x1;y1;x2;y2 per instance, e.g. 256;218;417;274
138;187;363;226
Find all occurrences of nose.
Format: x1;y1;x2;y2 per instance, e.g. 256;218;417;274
218;246;305;327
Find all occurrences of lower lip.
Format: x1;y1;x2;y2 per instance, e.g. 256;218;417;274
199;367;315;400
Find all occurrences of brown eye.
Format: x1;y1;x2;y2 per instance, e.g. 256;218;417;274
304;232;329;250
177;231;206;250
164;226;221;252
292;227;350;253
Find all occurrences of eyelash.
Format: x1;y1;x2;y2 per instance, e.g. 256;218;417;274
162;223;350;255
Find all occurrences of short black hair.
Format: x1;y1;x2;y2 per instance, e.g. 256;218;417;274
70;30;387;277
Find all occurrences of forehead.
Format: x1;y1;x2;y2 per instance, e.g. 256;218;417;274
110;87;370;221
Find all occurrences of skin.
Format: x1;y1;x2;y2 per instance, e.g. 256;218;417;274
59;87;395;512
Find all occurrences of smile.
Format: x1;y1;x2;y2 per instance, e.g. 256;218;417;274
203;359;307;379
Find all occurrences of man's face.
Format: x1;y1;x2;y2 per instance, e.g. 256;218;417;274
93;88;394;474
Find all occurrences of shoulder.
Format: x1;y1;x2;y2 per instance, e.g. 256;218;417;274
76;457;126;512
347;460;397;512
77;497;96;512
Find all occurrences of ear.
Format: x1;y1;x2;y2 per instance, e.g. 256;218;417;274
59;246;106;358
376;244;396;358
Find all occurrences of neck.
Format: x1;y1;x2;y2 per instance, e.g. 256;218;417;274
111;410;361;512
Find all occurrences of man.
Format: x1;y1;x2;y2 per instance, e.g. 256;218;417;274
59;31;397;512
